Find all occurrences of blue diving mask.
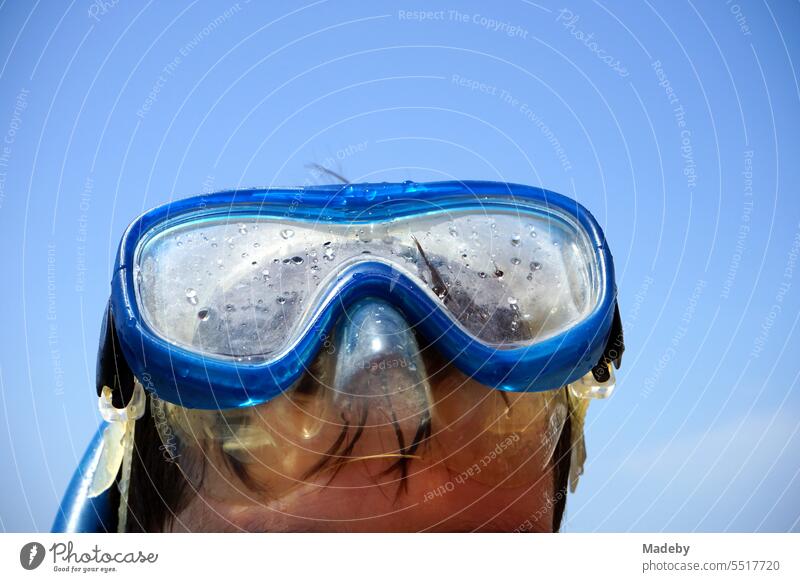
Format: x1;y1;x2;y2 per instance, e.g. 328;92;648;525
103;180;622;409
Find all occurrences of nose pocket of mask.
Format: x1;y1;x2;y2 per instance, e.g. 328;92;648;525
328;299;434;466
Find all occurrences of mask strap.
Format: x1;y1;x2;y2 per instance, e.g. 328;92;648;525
96;303;136;408
88;379;146;533
590;303;625;382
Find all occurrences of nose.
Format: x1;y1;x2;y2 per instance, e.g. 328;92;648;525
328;298;433;459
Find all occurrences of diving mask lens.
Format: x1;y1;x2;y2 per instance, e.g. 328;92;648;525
134;204;599;362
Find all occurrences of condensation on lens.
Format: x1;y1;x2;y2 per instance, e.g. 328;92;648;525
135;207;598;359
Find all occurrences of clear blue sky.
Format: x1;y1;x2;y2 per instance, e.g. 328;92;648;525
0;0;798;532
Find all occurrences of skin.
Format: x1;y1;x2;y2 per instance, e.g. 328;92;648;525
164;366;565;533
170;460;557;532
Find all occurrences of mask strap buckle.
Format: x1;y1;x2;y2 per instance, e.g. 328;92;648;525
88;379;146;533
590;303;625;384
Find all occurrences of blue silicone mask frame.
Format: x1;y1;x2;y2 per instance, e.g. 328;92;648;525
107;180;618;410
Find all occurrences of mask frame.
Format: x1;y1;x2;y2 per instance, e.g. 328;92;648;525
104;181;621;409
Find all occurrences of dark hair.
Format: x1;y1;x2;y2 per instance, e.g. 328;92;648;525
551;401;572;531
125;396;190;532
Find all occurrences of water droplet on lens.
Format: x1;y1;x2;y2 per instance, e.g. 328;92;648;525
238;224;248;234
323;247;335;261
276;296;286;305
530;261;542;271
197;309;210;321
478;272;487;278
511;257;521;265
281;229;294;239
508;296;518;306
511;234;521;246
185;288;198;305
449;225;458;237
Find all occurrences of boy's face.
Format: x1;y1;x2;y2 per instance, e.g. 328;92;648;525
77;184;620;534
